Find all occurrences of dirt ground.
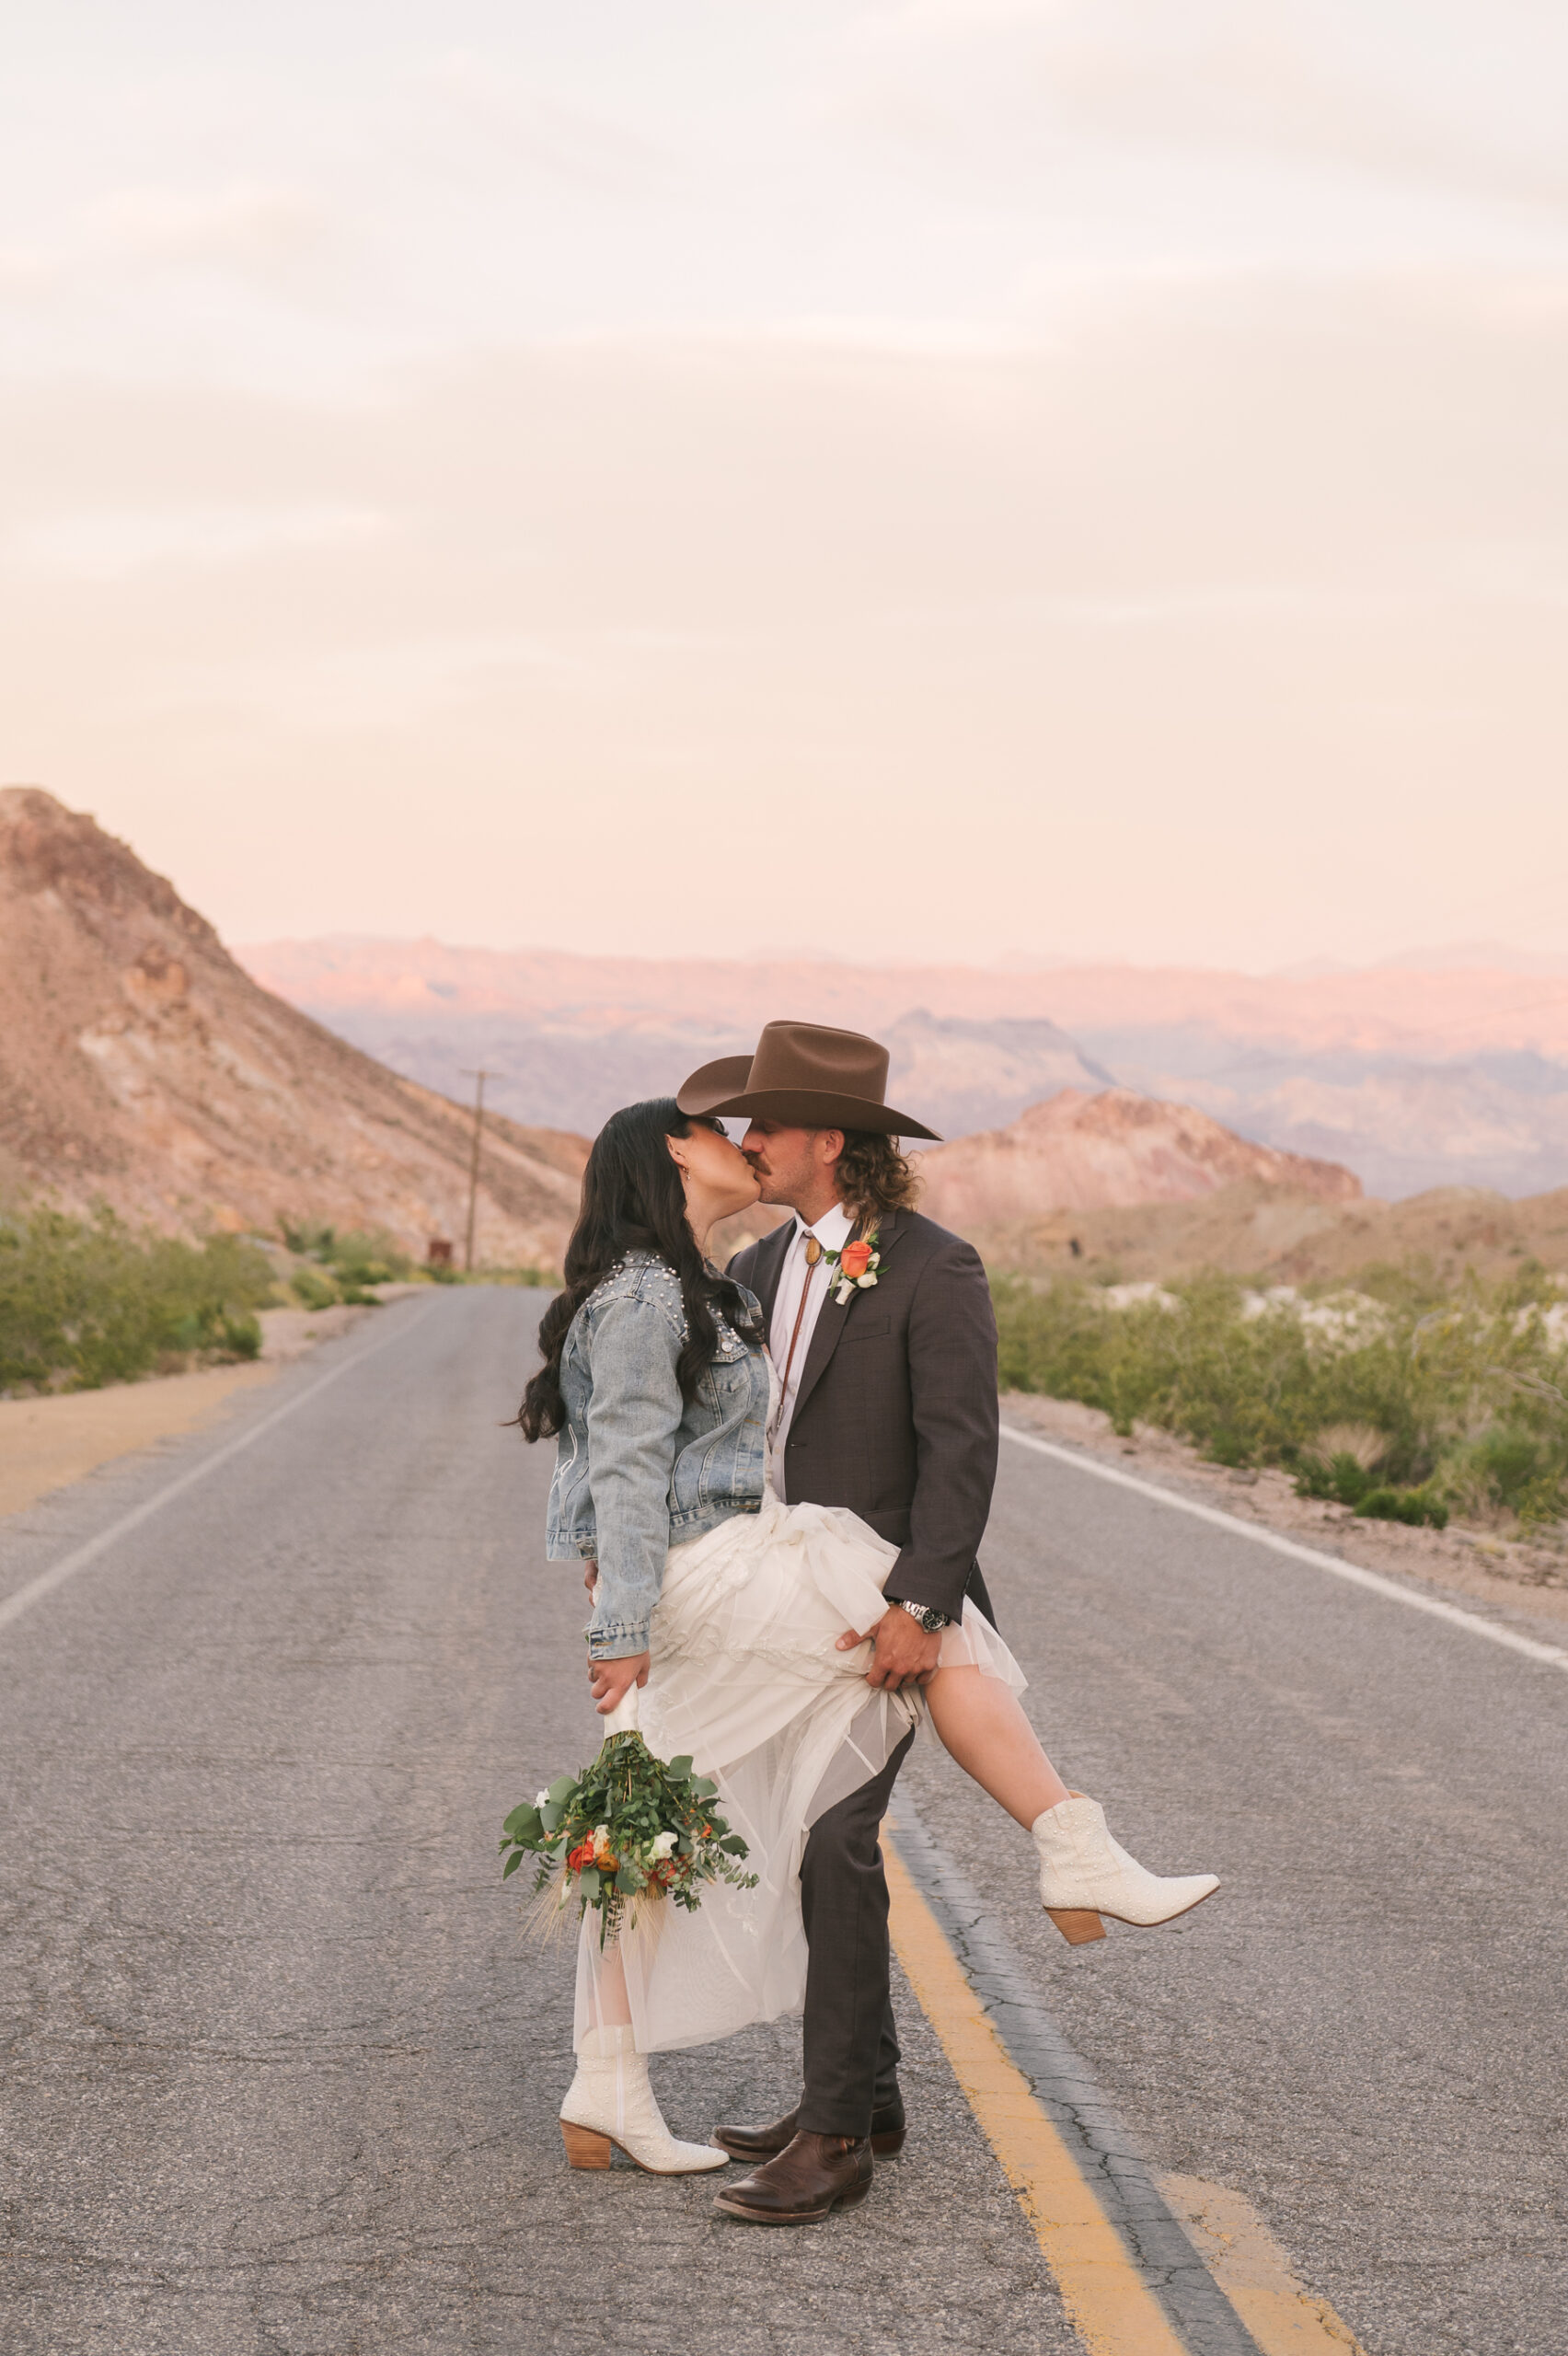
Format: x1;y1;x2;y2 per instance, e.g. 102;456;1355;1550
0;1300;388;1524
1000;1390;1568;1634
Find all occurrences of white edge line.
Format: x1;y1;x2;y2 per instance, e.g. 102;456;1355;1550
0;1298;438;1638
999;1423;1568;1673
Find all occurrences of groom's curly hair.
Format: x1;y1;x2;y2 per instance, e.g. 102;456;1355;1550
836;1129;923;1228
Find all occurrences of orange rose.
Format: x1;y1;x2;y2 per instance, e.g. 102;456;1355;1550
839;1241;872;1280
567;1840;595;1873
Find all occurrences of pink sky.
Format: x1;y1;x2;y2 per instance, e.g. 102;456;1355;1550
4;3;1565;972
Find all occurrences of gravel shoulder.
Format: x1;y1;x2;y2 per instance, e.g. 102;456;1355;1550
1000;1389;1568;1637
0;1299;402;1524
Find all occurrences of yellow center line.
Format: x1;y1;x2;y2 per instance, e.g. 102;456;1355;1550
884;1829;1369;2356
882;1831;1190;2356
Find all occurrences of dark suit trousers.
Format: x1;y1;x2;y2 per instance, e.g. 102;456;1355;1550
794;1563;997;2139
797;1725;917;2140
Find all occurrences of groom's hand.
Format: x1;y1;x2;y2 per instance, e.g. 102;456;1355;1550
837;1607;942;1691
588;1650;651;1714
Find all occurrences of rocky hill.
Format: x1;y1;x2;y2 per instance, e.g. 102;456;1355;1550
910;1088;1361;1236
0;791;586;1265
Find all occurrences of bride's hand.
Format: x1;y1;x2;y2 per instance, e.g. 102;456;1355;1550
583;1560;598;1596
588;1649;651;1715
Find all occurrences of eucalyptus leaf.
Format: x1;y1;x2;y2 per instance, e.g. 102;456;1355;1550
548;1774;576;1803
579;1866;601;1900
666;1755;694;1781
690;1777;717;1798
502;1850;524;1878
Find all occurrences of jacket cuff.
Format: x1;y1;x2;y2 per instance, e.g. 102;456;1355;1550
887;1550;968;1624
586;1620;651;1660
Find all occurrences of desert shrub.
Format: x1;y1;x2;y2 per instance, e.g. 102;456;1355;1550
290;1266;340;1311
0;1208;276;1393
1355;1486;1448;1530
993;1265;1568;1527
279;1220;410;1288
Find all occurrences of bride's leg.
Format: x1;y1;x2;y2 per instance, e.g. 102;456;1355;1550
924;1665;1070;1827
925;1666;1220;1943
581;1934;633;2034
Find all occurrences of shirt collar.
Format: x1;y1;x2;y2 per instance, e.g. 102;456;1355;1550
794;1202;854;1251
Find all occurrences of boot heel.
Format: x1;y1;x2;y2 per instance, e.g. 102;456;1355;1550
834;2175;873;2209
1046;1907;1106;1946
561;2120;613;2169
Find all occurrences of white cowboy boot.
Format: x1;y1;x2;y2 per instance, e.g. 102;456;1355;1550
1032;1794;1218;1945
559;2026;729;2173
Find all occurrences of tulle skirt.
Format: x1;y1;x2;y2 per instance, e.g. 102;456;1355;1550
575;1492;1024;2054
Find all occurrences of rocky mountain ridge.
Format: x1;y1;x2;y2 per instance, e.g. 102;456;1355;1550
242;935;1568;1196
911;1088;1360;1234
0;791;585;1264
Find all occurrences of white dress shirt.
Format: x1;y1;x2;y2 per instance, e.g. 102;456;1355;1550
767;1200;855;1497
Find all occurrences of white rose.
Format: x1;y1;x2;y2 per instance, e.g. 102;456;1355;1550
651;1830;678;1859
535;1791;551;1807
859;1272;878;1288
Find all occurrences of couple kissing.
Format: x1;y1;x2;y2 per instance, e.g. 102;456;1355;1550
517;1020;1217;2226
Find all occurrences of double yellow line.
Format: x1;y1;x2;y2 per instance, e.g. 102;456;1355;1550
882;1834;1366;2356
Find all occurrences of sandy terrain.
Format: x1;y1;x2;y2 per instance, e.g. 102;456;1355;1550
0;1301;387;1525
1000;1390;1568;1634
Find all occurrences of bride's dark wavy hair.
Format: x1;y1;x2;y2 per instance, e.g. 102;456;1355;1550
516;1097;765;1443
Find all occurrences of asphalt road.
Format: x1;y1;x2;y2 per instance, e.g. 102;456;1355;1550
2;1288;1564;2355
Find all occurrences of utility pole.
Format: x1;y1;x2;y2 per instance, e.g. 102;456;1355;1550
460;1069;499;1274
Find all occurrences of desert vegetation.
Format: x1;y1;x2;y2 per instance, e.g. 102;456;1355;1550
994;1259;1568;1530
0;1207;274;1394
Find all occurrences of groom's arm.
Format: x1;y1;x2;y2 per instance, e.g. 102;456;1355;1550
885;1234;999;1624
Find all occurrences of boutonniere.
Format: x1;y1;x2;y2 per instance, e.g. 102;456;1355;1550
822;1228;881;1306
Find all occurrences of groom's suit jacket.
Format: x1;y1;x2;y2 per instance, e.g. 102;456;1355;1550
727;1208;999;1627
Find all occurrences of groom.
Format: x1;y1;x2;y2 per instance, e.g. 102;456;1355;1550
674;1021;1000;2225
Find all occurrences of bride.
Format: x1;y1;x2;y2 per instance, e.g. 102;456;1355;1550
517;1098;1216;2186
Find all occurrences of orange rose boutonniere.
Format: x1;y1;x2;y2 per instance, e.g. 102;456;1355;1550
824;1228;882;1306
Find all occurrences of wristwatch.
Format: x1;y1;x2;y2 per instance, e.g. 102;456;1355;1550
893;1597;951;1634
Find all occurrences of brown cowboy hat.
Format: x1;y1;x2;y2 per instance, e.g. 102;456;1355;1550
676;1020;940;1140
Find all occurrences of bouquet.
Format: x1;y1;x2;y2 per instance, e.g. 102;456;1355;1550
501;1721;756;1947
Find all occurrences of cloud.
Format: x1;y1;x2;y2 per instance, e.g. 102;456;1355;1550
2;270;1565;967
5;503;392;580
421;52;686;199
838;0;1568;214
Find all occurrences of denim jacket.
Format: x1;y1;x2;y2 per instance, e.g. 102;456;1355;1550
546;1252;769;1658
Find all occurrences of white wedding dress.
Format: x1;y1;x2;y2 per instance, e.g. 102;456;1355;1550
574;1359;1024;2055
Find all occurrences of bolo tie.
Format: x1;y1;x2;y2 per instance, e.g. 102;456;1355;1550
778;1234;824;1404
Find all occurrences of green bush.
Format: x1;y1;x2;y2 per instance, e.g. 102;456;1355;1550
1355;1486;1448;1529
290;1266;340;1311
0;1208;276;1394
279;1220;410;1288
993;1267;1568;1528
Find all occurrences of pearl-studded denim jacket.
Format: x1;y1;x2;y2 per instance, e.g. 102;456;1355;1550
546;1252;769;1659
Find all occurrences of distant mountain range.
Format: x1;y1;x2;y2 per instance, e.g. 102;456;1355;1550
241;936;1568;1199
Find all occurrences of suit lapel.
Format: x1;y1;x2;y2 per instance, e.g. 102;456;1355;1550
750;1218;796;1327
790;1209;905;1425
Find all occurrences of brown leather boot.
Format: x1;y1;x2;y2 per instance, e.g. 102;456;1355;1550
713;2103;905;2163
711;2131;874;2224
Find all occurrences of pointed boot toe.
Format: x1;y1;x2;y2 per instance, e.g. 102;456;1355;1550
1032;1796;1219;1938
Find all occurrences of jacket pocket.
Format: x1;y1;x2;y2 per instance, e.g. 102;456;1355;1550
843;1312;893;1343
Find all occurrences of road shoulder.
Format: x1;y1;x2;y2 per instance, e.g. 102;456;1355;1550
0;1302;384;1525
1001;1389;1568;1643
